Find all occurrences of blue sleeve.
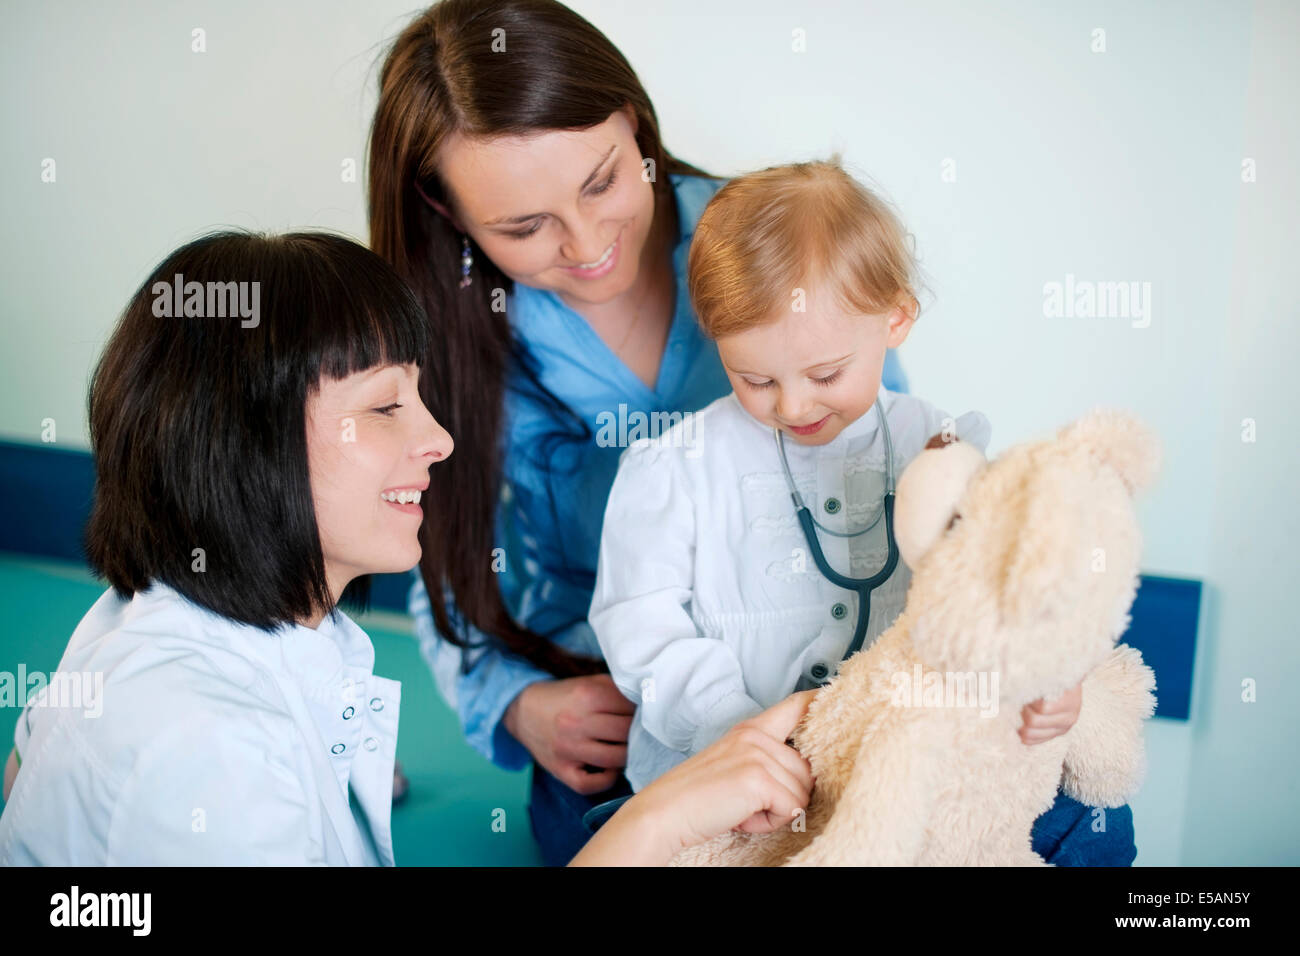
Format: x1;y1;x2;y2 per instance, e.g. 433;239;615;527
882;348;909;394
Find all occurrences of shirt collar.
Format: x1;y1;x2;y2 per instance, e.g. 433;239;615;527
136;581;375;690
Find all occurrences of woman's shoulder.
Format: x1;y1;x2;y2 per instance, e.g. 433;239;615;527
47;586;302;762
669;170;728;211
6;592;338;865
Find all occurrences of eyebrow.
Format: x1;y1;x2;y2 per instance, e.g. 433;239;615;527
482;145;618;226
730;353;854;377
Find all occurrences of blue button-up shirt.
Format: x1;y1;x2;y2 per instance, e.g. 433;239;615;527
410;172;910;771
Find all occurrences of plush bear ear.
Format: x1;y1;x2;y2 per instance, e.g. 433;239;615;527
894;435;987;570
1057;409;1161;496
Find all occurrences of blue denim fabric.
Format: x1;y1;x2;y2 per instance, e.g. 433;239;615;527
1031;789;1137;866
528;762;632;867
561;783;1135;866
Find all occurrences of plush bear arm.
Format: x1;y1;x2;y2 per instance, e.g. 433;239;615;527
1061;643;1157;807
784;720;939;866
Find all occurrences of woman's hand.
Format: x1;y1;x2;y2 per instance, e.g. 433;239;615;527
1019;680;1083;744
570;690;817;866
504;674;634;795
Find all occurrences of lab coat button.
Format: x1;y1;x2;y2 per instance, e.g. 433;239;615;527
369;697;384;712
831;602;848;620
810;662;830;681
342;706;355;720
330;743;346;755
824;497;841;514
364;737;379;752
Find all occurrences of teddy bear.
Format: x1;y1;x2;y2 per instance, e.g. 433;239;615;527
669;409;1159;866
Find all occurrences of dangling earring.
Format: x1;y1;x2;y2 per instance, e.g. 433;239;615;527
458;234;473;289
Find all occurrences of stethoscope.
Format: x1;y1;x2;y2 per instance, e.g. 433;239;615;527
773;399;900;678
581;402;901;836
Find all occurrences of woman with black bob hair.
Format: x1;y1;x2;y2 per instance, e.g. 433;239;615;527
0;230;451;864
0;230;817;865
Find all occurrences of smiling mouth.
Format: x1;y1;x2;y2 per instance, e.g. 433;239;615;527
380;489;422;504
571;239;616;270
787;415;830;435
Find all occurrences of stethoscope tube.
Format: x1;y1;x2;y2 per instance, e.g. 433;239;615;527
793;492;898;659
777;400;901;667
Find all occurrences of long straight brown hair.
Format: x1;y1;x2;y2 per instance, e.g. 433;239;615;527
367;0;712;677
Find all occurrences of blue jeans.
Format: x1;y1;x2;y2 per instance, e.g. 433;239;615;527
1031;789;1137;866
527;761;633;867
529;763;1135;866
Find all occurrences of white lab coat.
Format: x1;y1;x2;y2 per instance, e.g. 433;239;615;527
590;385;991;791
0;582;400;865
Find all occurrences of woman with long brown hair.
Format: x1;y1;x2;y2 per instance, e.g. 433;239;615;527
366;0;909;865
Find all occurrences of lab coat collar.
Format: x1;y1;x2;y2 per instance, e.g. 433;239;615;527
129;581;374;690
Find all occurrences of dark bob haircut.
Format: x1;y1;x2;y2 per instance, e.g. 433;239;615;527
86;231;430;630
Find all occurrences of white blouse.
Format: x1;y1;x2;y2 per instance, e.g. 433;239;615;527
0;583;400;865
590;385;991;791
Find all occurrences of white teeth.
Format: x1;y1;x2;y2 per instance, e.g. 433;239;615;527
575;241;615;269
381;490;422;505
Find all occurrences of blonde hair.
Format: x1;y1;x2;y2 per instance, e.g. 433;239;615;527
688;156;919;339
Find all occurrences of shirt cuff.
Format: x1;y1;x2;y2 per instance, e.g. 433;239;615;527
472;662;551;772
691;690;767;754
482;619;606;769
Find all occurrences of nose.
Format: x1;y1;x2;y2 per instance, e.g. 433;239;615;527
776;386;814;425
413;401;454;463
561;216;612;267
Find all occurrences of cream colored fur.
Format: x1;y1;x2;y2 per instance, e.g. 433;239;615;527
670;409;1159;866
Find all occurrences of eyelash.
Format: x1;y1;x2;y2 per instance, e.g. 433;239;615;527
745;371;843;390
506;169;619;240
374;403;402;416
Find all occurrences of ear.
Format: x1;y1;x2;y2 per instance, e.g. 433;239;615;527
884;295;919;348
1057;409;1161;496
894;436;986;570
412;178;466;233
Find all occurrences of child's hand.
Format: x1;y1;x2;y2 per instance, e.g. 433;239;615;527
1018;680;1082;745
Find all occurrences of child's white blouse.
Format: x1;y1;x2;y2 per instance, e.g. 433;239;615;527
0;583;400;865
590;385;991;791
